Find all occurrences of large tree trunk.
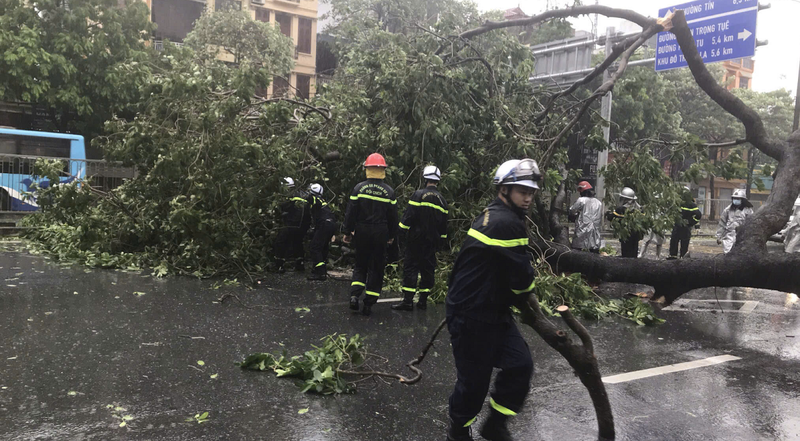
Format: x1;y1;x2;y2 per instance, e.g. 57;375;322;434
533;239;800;305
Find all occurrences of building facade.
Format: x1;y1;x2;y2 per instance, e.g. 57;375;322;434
722;57;754;90
148;0;317;99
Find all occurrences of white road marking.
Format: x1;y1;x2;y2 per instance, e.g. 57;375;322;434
602;355;741;384
376;298;404;303
662;299;759;314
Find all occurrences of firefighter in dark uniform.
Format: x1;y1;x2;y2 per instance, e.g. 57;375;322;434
306;183;338;281
606;187;643;258
669;186;702;259
392;165;448;311
343;153;399;316
445;159;540;441
271;177;311;273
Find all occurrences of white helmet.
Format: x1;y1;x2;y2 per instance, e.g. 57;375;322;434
308;183;323;197
619;187;637;200
283;177;295;188
493;159;541;189
423;165;441;181
732;188;747;199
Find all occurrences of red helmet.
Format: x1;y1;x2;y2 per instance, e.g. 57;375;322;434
577;181;593;192
364;153;388;168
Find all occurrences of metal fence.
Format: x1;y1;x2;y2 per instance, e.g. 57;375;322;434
0;154;135;212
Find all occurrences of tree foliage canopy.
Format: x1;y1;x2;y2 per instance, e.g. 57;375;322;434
0;0;154;136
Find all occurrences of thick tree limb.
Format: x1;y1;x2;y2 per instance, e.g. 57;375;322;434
453;5;652;43
670;11;783;161
519;296;614;440
532;239;800;305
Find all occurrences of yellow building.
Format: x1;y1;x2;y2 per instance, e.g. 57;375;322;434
722;57;754;90
148;0;317;99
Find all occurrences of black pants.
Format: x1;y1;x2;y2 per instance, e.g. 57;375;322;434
310;220;337;275
669;225;692;258
447;314;533;428
273;226;305;266
620;238;640;258
401;242;436;303
350;224;388;306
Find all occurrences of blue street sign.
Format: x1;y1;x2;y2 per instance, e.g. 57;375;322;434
655;0;758;72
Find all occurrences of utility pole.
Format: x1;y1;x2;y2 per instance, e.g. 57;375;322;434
794;57;800;132
596;26;614;206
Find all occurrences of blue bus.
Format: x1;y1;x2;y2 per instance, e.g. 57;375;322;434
0;128;87;211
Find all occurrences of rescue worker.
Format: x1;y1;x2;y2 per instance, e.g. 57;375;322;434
568;181;602;253
668;187;701;259
306;183;338;281
271;177;311;273
392;165;448;311
343;153;399;316
716;188;754;254
783;197;800;253
445;159;539;441
639;194;666;259
606;187;643;258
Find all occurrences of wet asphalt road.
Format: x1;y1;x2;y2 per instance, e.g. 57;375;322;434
1;241;800;440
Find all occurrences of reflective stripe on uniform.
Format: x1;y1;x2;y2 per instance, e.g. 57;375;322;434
490;397;518;416
511;279;535;294
315;262;325;268
291;197;308;203
365;290;381;297
350;194;397;204
681;207;699;211
351;281;365;287
401;287;416;292
408;200;448;214
467;228;527;248
440;234;447;239
418;288;431;293
463;416;477;428
399;222;410;230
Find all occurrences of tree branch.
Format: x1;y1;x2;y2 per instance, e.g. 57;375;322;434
539;24;662;168
518;294;614;440
533;34;641;125
452;5;652;43
669;10;784;161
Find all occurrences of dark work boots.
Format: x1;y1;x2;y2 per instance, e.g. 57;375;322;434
446;417;474;441
480;409;513;441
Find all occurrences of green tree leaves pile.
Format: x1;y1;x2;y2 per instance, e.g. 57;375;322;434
24;12;298;277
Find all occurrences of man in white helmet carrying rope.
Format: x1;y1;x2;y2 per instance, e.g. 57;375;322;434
445;159;540;441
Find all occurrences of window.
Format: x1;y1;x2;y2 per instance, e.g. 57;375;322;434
297;18;312;54
0;134;71;175
275;13;292;38
255;8;269;23
215;0;241;11
296;75;311;100
151;0;205;42
739;77;750;89
272;76;290;98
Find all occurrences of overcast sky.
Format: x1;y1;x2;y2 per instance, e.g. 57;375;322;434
470;0;800;95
